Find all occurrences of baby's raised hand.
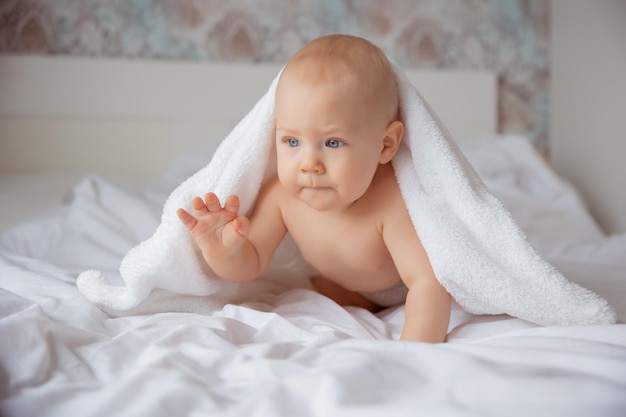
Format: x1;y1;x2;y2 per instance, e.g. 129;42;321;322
177;193;251;258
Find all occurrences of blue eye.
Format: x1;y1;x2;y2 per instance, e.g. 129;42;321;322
326;139;343;148
287;138;300;147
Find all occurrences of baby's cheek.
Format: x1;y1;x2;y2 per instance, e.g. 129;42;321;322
344;171;373;199
275;159;290;180
276;163;298;190
348;160;376;185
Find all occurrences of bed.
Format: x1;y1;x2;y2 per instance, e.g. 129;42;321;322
1;55;625;416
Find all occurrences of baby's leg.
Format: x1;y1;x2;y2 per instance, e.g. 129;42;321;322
310;276;381;313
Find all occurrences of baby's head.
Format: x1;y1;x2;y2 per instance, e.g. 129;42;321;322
276;34;399;127
274;35;404;211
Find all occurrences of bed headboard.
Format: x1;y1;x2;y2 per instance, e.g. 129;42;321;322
0;55;496;180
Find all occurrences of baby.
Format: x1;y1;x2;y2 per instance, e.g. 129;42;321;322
177;34;451;343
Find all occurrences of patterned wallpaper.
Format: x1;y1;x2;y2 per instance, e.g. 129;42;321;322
0;0;550;151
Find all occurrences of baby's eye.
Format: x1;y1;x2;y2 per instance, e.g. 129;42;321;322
326;138;343;148
287;138;300;147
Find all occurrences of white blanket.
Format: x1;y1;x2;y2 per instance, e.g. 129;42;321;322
77;66;615;326
1;136;625;417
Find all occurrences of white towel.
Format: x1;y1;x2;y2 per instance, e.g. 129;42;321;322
77;66;616;326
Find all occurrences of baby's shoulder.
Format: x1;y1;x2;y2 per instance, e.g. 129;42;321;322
371;167;418;241
255;175;285;207
258;175;283;196
366;165;407;221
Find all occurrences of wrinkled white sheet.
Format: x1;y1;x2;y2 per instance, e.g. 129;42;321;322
1;137;625;417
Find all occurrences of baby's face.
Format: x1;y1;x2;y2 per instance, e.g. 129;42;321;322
275;73;390;211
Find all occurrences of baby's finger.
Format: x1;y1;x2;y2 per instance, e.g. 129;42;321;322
191;196;209;214
204;192;222;212
222;217;250;248
224;195;240;215
234;216;251;238
176;208;198;231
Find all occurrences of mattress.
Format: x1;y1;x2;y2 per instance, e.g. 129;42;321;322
1;136;625;416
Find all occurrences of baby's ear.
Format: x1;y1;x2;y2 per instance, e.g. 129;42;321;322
379;121;404;164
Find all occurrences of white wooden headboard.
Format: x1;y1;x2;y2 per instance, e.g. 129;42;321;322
0;55;496;180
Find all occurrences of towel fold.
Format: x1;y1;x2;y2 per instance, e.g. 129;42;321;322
77;65;616;326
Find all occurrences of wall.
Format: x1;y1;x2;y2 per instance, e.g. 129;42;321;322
551;0;626;233
0;0;550;150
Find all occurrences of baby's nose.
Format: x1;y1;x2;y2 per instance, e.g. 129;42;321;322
300;152;325;174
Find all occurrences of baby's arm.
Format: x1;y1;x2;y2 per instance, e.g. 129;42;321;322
177;178;287;282
382;195;451;343
400;274;451;343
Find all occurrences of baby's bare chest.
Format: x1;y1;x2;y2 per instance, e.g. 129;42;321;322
283;211;400;290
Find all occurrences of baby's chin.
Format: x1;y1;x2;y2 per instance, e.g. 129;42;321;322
298;187;347;211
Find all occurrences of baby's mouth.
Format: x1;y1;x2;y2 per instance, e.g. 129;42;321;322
302;185;331;190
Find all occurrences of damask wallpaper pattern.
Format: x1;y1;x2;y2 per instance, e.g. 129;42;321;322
0;0;550;151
